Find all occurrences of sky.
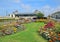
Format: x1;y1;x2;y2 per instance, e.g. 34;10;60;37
0;0;60;16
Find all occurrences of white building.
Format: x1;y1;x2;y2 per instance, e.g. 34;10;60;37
51;11;60;19
50;11;60;21
9;13;37;19
9;10;41;19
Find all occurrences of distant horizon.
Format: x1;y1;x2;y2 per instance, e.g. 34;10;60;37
0;0;60;16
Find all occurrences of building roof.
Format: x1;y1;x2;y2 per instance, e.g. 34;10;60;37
52;11;60;15
15;13;36;16
50;11;60;17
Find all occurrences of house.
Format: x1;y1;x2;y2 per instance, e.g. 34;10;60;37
9;13;37;19
50;11;60;21
9;10;42;19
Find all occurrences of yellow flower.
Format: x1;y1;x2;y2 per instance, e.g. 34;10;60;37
13;28;17;32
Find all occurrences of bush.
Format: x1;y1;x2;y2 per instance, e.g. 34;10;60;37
55;24;60;33
0;27;3;30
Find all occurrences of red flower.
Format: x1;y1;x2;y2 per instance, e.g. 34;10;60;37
44;21;54;28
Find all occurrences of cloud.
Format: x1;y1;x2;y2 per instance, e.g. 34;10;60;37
20;4;31;12
0;7;6;16
13;0;31;12
40;5;60;16
13;0;21;3
0;7;4;10
53;6;60;12
40;5;53;16
53;0;60;2
26;0;45;2
51;0;60;4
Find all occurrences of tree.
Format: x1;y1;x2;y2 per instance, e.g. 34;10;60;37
36;12;44;18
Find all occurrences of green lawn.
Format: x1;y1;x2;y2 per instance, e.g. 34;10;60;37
0;22;47;42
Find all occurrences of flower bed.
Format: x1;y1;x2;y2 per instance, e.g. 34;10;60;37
0;20;26;37
38;21;60;42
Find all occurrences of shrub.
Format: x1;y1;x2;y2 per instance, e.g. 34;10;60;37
0;27;3;30
55;23;60;33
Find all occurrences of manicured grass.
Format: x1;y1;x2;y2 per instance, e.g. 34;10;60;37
0;22;47;42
